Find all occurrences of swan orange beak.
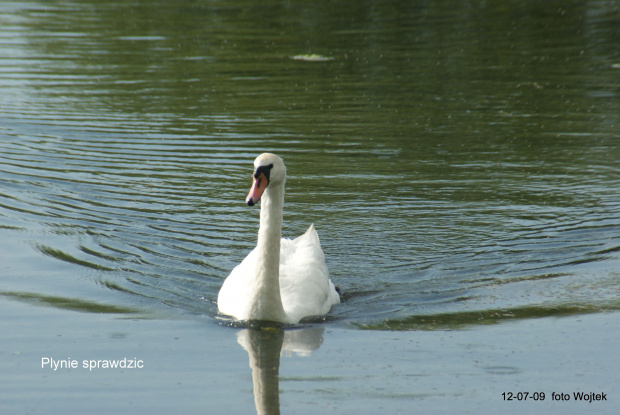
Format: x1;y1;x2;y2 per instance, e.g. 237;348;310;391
246;171;269;206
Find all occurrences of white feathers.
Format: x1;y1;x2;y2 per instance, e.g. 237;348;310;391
217;154;340;324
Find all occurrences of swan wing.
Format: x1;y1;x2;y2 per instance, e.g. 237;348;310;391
279;224;340;322
217;246;259;320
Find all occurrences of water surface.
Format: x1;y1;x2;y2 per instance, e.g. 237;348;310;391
1;0;619;413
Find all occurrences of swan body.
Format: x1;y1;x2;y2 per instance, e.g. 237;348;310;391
218;153;340;324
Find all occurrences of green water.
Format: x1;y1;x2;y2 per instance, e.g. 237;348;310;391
1;1;619;413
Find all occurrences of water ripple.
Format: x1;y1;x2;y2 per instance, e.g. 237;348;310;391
1;0;619;326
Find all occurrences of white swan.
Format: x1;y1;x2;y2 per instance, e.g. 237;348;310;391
218;153;340;324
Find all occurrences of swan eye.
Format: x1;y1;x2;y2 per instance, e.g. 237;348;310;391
253;164;273;181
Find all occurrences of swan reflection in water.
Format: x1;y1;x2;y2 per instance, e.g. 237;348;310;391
236;326;325;415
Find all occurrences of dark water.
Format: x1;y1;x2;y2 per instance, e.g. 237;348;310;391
2;1;620;413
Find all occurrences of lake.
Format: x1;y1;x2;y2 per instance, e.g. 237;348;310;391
1;0;619;413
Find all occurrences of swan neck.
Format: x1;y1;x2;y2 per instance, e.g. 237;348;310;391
252;183;286;321
258;184;283;248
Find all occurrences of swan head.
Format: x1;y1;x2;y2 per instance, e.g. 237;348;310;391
246;153;286;206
